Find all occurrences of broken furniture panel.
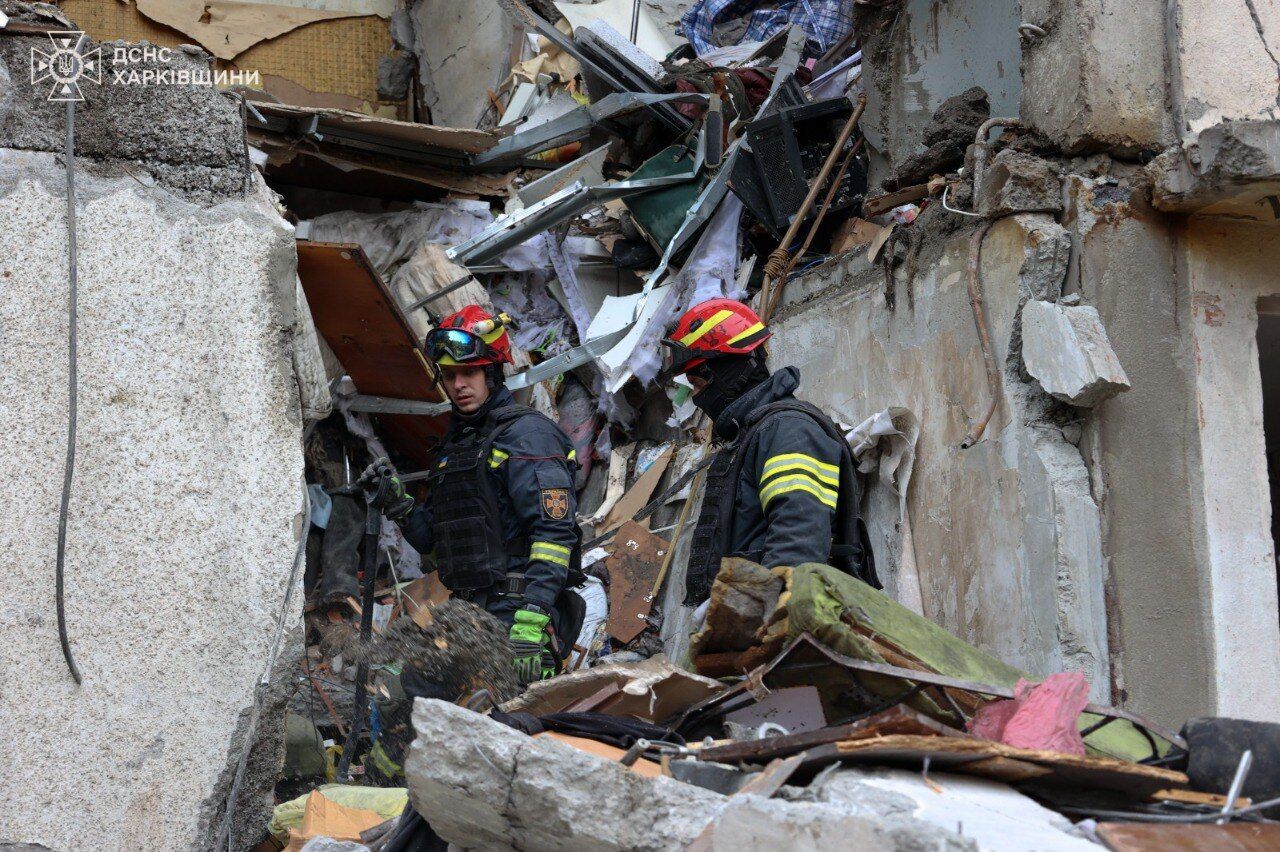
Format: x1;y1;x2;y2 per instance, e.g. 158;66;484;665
701;706;968;765
604;521;670;645
296;241;447;469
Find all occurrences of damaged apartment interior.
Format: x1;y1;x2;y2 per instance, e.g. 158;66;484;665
3;0;1280;849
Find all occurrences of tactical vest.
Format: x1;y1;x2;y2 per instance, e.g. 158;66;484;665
685;399;879;604
428;405;583;592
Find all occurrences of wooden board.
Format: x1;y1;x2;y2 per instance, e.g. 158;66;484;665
604;521;669;645
700;706;966;765
1097;823;1280;852
821;734;1186;799
296;241;447;468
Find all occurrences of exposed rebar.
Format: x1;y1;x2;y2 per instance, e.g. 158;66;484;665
56;95;83;686
961;220;999;449
970;117;1021;211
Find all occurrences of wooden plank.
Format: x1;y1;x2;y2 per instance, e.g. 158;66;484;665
733;752;807;799
1097;823;1280;852
863;183;931;216
700;706;965;765
823;734;1186;798
296;241;448;468
1152;788;1250;809
562;683;623;714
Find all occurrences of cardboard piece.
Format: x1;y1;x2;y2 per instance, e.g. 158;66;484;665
830;216;889;256
502;655;723;723
536;732;664;779
283;790;387;851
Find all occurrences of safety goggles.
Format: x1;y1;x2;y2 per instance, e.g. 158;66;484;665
659;339;698;376
425;328;487;363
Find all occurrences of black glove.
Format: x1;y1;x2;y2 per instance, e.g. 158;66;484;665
362;458;414;520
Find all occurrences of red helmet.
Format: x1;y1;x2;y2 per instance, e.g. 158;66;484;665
662;298;771;374
425;305;513;367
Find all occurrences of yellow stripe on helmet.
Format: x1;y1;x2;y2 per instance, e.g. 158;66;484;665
678;309;735;346
726;321;766;346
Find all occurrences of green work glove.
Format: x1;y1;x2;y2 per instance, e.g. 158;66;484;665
364;458;414;521
509;608;555;685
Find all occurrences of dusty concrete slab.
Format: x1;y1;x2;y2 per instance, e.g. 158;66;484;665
1021;300;1130;407
808;768;1094;851
1148;120;1280;217
0;30;248;203
410;0;511;129
0;152;303;850
405;698;728;850
853;0;1021;188
1018;0;1174;154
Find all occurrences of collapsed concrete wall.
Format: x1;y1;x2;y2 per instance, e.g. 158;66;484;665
0;26;305;852
770;212;1111;699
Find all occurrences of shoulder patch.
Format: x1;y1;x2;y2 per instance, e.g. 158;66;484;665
541;487;570;520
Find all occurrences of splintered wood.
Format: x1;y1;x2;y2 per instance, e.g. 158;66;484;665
604;521;668;645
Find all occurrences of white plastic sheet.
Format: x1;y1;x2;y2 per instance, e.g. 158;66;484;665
570;575;610;668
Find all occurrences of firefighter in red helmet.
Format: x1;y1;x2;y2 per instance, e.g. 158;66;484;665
663;298;878;604
366;305;585;691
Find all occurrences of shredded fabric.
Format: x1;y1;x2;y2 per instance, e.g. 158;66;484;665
681;0;854;57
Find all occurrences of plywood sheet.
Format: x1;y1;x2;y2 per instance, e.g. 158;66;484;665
295;241;447;467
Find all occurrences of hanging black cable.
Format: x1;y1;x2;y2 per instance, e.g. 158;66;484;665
56;94;83;685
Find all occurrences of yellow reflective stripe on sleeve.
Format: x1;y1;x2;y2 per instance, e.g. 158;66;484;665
725;321;765;345
529;541;571;566
759;474;838;511
761;453;839;487
678;309;735;346
567;449;576;461
488;448;510;468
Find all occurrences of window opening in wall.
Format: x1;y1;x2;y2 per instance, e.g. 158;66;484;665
1257;297;1280;626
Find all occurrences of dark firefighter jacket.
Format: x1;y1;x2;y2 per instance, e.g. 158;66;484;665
686;367;876;604
400;387;579;615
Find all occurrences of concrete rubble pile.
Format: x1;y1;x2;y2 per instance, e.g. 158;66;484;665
4;0;1280;850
